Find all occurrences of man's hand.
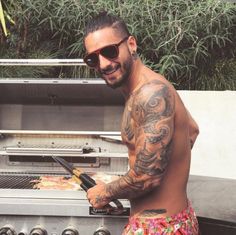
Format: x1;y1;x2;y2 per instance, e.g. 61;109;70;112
86;181;111;208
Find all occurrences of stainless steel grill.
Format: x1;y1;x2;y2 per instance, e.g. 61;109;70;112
0;131;131;235
0;60;129;235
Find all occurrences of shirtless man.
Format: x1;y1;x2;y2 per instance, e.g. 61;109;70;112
83;12;200;234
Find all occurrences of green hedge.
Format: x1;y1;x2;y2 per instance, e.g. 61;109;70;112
0;0;236;90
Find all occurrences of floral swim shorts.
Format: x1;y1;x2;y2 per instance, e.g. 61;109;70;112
122;201;199;235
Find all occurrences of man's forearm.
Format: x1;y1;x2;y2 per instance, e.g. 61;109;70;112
105;169;161;200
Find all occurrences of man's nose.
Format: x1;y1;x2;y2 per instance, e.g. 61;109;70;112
98;54;111;69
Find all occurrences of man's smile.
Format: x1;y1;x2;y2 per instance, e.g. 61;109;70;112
101;64;120;76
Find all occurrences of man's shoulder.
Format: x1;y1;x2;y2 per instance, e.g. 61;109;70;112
132;78;175;103
130;78;175;120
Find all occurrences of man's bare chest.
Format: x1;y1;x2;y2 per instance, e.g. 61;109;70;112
121;98;135;146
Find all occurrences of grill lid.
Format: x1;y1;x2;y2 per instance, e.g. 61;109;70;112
0;79;125;105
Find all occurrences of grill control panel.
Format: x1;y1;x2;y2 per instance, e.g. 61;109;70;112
0;226;81;235
0;225;113;235
0;218;121;235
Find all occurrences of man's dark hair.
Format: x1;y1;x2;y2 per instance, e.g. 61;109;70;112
84;11;130;39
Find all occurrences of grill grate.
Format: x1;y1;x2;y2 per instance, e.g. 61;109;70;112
0;172;67;189
0;174;40;189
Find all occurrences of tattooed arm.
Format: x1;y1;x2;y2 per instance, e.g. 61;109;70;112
105;81;175;199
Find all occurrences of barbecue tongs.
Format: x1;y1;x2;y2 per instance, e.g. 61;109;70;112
52;156;123;214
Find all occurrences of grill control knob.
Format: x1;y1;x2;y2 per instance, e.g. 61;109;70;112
62;228;79;235
93;227;111;235
30;227;47;235
0;226;16;235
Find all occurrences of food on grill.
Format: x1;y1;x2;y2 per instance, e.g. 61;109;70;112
32;173;120;190
32;176;81;190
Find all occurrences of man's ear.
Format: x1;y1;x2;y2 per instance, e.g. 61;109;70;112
127;36;137;54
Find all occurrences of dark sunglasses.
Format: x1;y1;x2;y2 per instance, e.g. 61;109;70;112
84;36;129;68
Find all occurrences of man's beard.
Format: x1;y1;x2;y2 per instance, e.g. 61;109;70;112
101;56;133;89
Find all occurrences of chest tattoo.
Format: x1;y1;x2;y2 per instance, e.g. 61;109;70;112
122;99;134;141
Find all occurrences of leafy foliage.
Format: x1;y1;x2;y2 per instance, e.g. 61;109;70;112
0;0;235;90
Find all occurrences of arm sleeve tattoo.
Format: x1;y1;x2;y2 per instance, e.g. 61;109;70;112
105;81;175;199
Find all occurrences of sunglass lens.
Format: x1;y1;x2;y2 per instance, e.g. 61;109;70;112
84;53;98;67
101;45;118;59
